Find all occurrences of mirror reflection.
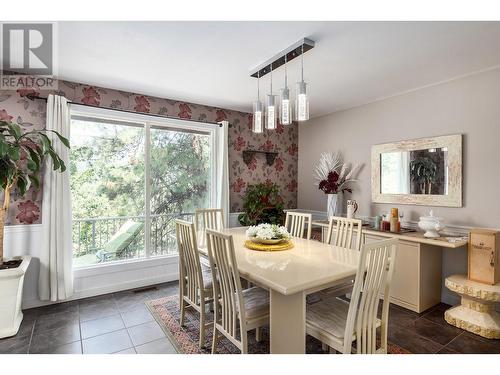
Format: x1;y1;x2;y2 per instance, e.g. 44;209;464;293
380;147;448;195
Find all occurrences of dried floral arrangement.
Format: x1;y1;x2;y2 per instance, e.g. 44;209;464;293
314;152;360;194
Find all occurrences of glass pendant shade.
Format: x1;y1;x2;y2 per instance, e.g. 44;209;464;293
295;81;309;122
253;100;264;133
280;87;292;125
266;94;277;130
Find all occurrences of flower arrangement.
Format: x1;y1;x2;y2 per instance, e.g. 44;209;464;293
314;152;360;194
246;223;291;244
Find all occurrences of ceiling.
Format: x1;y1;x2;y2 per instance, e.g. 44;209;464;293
55;21;500;118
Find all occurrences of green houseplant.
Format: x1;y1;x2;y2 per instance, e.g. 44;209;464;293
0;120;69;266
238;183;285;226
410;156;437;194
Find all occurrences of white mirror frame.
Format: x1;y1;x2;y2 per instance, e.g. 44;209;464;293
371;134;462;207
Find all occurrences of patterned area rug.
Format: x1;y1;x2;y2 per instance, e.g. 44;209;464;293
146;295;410;354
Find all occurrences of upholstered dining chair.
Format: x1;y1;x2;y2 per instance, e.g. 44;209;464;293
284;211;312;240
195;208;225;249
306;238;398;354
175;219;214;348
206;229;270;354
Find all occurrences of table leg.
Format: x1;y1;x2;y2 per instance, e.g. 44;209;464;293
270;290;305;354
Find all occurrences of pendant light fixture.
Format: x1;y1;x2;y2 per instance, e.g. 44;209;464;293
252;71;264;133
295;44;310;122
280;54;292;125
265;66;277;130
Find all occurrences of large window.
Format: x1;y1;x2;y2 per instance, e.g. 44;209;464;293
70;107;215;268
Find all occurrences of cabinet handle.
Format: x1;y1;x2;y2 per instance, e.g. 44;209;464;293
490;251;495;267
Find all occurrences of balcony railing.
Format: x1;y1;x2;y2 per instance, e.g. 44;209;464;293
72;212;194;265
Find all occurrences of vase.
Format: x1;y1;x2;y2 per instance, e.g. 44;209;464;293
327;193;342;219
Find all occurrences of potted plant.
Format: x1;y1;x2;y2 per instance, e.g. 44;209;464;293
410;156;437;194
0;119;69;338
238;183;285;226
314;152;360;218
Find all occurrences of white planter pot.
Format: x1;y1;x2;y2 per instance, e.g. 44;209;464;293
0;256;31;338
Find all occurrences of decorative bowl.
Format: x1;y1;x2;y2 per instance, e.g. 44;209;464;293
250;238;286;245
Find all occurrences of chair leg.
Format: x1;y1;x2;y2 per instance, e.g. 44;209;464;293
180;299;186;326
199;308;206;348
255;327;262;342
241;331;248;354
211;325;219;354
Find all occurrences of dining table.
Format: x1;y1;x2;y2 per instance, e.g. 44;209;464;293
197;226;360;354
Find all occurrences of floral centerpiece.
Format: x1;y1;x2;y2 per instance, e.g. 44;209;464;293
314;152;360;218
246;223;291;244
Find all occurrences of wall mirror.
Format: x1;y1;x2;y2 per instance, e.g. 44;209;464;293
371;134;462;207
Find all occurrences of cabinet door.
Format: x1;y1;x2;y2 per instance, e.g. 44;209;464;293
364;235;419;309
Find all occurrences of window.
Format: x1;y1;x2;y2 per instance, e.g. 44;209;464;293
70;107;216;268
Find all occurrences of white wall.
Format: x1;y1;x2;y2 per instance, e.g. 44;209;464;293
298;67;500;306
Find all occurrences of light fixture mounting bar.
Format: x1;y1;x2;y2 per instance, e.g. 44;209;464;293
249;38;315;78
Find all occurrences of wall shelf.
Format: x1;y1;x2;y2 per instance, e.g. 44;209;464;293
242;150;278;166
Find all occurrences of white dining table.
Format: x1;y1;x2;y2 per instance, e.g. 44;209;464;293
198;227;360;354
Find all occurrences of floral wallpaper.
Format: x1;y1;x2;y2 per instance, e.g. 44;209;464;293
0;80;298;225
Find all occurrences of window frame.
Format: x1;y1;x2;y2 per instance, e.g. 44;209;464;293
70;104;218;270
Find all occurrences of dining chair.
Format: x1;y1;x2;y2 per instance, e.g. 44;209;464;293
195;208;225;250
306;238;398;354
325;216;363;250
284;211;312;240
206;229;270;354
175;219;214;348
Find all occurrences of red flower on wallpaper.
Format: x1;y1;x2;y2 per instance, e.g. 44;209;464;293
0;109;13;122
215;109;227;122
81;87;101;106
231;178;246;193
261;140;274;152
274;157;284;172
134;95;150;113
16;200;40;224
233;136;246;151
287;143;298;156
178;103;192;119
247;114;253;130
276;122;285;134
17;88;40;98
247;155;257;170
286;179;298;192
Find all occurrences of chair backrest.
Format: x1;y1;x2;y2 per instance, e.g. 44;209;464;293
195;208;225;248
206;229;246;347
284;212;312;240
343;238;397;354
175;219;204;306
325;216;363;250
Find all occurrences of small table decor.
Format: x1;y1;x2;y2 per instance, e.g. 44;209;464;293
244;239;294;252
245;224;293;251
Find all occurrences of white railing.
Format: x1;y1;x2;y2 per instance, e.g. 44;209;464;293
72;212;194;261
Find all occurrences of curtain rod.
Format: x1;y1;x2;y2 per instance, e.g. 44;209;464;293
32;95;224;127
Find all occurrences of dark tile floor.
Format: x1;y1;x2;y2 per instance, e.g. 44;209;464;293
1;280;499;354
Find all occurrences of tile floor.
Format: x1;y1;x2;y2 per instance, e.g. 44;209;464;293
1;280;499;354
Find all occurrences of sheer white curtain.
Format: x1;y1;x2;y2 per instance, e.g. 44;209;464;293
39;94;73;301
216;121;229;227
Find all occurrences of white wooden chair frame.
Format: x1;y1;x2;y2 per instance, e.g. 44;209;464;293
195;208;225;251
284;211;312;240
306;238;398;354
206;229;269;354
176;219;214;348
325;216;363;250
